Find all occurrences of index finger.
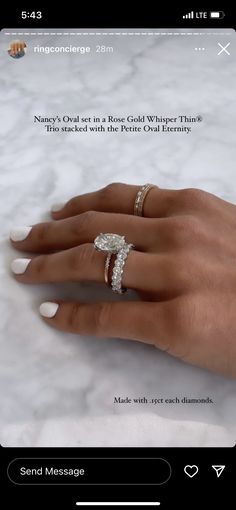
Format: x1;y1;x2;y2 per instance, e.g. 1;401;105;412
51;182;181;220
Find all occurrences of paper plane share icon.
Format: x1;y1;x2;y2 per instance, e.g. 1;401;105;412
212;465;225;478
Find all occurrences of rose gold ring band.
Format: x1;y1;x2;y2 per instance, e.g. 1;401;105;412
102;184;156;289
133;183;156;217
104;252;112;286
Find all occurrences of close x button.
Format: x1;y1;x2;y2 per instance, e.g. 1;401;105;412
7;457;171;485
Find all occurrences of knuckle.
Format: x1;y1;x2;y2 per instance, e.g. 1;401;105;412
166;297;196;357
70;244;95;274
67;302;113;335
99;182;122;202
178;187;208;207
34;255;47;275
92;302;113;335
81;209;97;223
168;300;188;332
66;196;79;210
37;223;50;244
72;210;97;237
166;215;203;245
68;302;81;331
161;254;193;291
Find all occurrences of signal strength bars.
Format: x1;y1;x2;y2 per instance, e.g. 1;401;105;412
183;12;194;19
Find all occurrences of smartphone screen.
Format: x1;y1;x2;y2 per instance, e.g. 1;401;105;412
0;7;235;509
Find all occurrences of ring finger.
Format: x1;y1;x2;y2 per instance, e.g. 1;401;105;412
10;243;177;295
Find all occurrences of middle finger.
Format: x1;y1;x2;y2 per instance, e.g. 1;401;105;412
10;212;158;253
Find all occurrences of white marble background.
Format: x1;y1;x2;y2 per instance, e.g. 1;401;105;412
0;29;236;447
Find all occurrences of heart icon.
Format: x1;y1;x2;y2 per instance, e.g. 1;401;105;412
184;465;199;478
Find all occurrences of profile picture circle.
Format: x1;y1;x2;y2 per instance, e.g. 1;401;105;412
8;40;27;59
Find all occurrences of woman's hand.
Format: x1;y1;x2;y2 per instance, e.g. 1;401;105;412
10;183;236;377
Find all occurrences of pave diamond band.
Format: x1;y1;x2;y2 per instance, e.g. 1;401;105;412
94;233;134;294
134;183;156;216
111;243;133;294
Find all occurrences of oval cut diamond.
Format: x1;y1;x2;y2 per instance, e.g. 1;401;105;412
94;233;125;253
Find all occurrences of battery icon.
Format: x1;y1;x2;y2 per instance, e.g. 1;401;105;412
210;11;225;19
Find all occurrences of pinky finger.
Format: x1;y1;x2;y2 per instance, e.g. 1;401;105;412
39;299;172;351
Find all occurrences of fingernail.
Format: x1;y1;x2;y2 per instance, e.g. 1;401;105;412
11;258;31;274
51;202;65;212
39;302;59;318
10;226;32;242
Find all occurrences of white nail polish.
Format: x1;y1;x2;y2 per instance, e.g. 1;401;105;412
11;258;31;274
39;302;59;318
51;202;65;212
10;226;32;241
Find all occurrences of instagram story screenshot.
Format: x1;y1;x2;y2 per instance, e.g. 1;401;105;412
0;5;235;509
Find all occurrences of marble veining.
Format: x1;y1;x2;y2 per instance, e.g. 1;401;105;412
0;29;236;446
